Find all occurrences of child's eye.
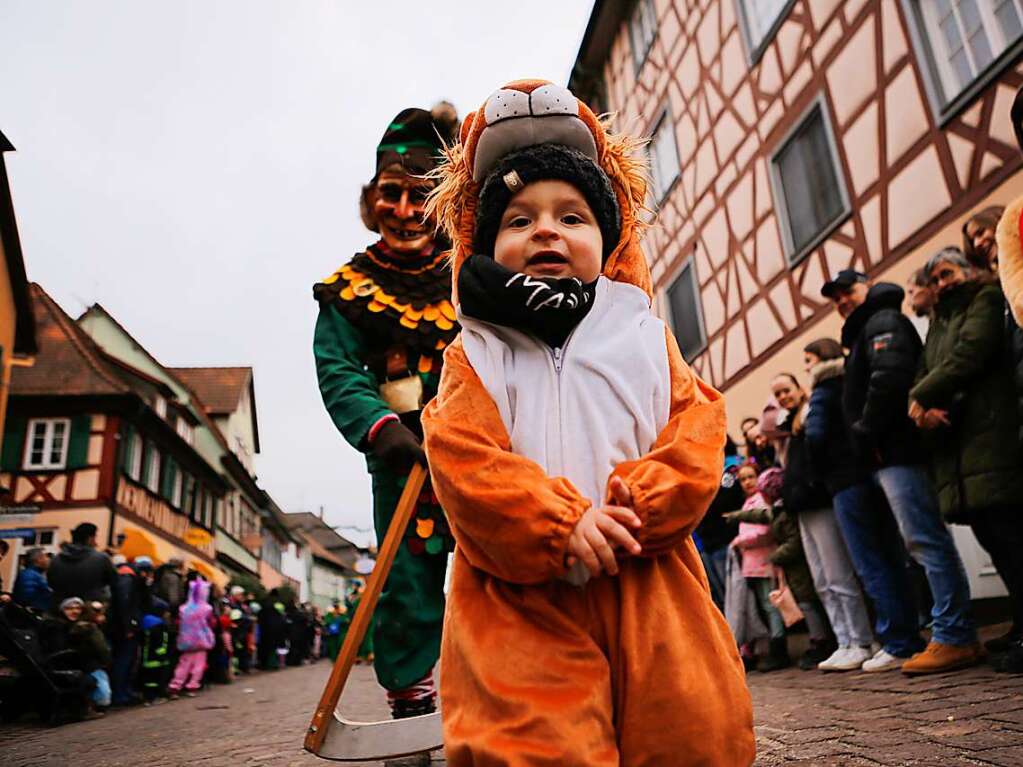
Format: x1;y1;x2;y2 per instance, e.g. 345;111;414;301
562;213;584;225
506;216;530;228
377;184;403;203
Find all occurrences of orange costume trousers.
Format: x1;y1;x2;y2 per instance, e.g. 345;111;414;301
440;543;755;766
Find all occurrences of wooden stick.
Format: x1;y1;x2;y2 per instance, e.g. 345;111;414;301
305;463;428;755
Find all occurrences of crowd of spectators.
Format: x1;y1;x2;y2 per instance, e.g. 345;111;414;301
697;204;1023;677
0;521;355;722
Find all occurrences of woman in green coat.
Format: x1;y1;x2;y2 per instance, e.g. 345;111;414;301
910;247;1023;671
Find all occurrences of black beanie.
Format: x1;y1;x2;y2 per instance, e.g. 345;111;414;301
474;143;622;260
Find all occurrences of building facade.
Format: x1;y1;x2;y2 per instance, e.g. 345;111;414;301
0;285;225;586
0;130;36;472
571;0;1023;598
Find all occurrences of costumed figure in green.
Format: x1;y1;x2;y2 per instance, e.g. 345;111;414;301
313;104;458;721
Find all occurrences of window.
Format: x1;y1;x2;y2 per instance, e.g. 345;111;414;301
154;395;167;419
176;417;194;445
769;100;849;264
182;474;197;518
23;418;71;470
648;112;681;203
908;0;1023;115
738;0;794;59
629;0;658;70
143;444;161;494
171;469;183;509
127;434;143;481
665;259;707;362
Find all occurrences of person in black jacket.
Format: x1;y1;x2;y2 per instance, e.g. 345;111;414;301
769;368;867;670
694;437;742;611
46;523;117;610
823;270;978;676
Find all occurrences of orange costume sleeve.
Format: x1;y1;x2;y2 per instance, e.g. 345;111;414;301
608;327;726;556
422;338;590;585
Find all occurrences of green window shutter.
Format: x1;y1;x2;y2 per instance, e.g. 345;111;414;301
1;416;27;471
161;456;176;500
66;414;92;470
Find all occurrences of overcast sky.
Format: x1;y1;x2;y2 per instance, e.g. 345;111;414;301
1;0;595;546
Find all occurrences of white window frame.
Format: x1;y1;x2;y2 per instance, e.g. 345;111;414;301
903;0;1023;122
664;257;708;362
736;0;798;63
648;110;681;204
629;0;658;72
154;395;167;419
145;447;161;494
176;417;194;445
767;95;851;266
23;418;71;470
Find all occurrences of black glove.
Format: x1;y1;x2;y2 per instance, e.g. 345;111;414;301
371;420;427;472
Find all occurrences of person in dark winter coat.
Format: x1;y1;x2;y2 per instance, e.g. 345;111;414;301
823;270;978;676
695;437;743;611
801;339;877;672
12;547;52;611
46;523;117;610
108;556;152;706
910;249;1023;671
257;589;288;670
151;559;186;613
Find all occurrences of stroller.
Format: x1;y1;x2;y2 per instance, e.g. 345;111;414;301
0;602;94;724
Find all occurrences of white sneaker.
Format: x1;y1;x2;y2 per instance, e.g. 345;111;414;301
861;648;904;672
818;645;873;672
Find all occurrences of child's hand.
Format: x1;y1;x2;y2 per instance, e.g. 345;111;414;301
567;505;642;577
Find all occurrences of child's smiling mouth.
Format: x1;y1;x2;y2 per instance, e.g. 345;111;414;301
526;251;569;268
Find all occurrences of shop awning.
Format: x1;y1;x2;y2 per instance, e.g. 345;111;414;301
190;558;227;588
119;528;160;564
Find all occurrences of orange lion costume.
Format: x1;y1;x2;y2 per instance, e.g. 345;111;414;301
421;80;755;766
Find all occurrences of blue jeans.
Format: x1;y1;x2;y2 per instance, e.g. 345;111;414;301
110;635;139;705
834;466;976;656
90;669;111;707
873;465;974;647
701;546;728;612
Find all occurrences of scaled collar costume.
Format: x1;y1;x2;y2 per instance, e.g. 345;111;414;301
314;241;458;374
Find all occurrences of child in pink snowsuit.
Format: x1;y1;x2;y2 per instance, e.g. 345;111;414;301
730;464;788;669
169;578;215;695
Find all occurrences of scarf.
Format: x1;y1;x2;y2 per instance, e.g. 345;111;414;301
457;254;597;349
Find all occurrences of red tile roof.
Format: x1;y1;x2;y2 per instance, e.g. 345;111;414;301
12;284;137;397
167;367;251;416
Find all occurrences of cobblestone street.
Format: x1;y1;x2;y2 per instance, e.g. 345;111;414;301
3;641;1023;767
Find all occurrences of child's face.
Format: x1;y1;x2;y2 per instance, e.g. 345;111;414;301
738;467;759;497
63;604;82;621
494;180;603;282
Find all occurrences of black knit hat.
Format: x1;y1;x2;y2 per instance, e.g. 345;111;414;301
375;105;458;178
474;143;622;260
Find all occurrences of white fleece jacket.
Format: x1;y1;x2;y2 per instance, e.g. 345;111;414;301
457;276;672;584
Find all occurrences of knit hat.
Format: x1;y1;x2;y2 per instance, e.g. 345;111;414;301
133;555;153;571
60;596;84;612
473;143;622;261
374;103;459;179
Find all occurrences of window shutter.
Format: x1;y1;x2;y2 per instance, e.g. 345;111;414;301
140;442;151;487
120;425;135;473
1;416;27;471
161;456;176;500
66;414;92;470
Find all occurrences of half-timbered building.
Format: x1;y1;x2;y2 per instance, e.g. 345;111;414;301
0;284;226;587
571;0;1023;598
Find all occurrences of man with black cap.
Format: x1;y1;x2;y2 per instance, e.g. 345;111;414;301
47;522;117;611
312;103;459;741
821;271;979;675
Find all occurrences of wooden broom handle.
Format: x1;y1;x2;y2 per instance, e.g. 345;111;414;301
305;463;429;754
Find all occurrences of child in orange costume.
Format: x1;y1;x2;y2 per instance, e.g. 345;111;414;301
422;80;755;766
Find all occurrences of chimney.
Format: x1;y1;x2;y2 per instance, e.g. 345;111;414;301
319;505;325;521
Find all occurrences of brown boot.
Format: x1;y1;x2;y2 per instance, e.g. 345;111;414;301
901;641;983;676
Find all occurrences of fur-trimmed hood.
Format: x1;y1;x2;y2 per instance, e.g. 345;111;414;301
426;79;652;302
810;357;845;387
